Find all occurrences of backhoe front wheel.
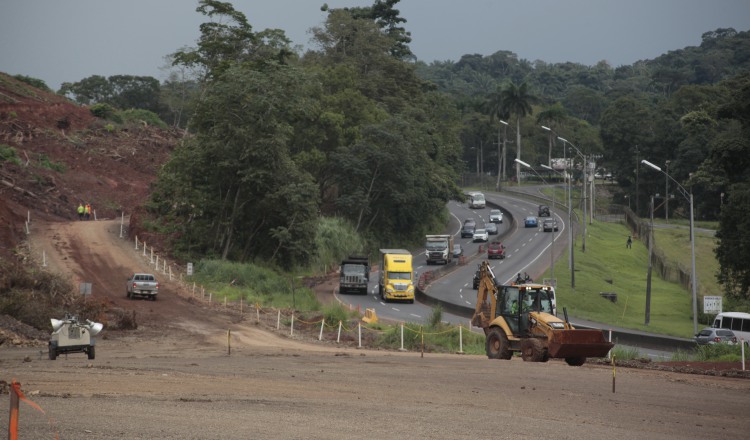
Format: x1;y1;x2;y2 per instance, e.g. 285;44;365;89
565;356;586;366
520;338;548;362
486;327;512;360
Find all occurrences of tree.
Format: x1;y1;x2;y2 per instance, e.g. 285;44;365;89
58;75;113;105
498;81;538;184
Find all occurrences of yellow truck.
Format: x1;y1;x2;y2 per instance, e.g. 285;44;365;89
378;249;415;303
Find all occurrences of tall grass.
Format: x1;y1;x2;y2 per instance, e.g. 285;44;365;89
189;259;318;310
311;216;369;273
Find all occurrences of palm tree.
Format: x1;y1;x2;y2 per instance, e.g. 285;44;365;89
536;103;568;166
499;81;538;185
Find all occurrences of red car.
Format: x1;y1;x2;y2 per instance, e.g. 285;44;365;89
487;241;506;259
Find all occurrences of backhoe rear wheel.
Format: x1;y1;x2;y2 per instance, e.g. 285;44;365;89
565;356;586;366
520;338;547;362
486;327;512;360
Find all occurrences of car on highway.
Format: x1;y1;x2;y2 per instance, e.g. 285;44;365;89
452;244;463;258
694;328;738;345
488;209;503;223
538;205;550;217
485;222;498;235
542;218;558;232
472;228;489;242
487;241;505;259
524;216;538;228
461;221;476;238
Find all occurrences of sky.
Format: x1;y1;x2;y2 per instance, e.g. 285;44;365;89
1;0;749;91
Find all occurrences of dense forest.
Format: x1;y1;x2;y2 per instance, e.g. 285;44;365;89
38;1;750;299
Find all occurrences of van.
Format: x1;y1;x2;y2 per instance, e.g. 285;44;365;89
712;312;750;346
468;192;486;209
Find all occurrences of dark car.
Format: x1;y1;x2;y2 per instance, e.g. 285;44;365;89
694;328;738;345
485;222;498;235
538;205;550;217
452;244;463;258
524;216;538;228
461;222;476;238
542;218;558;232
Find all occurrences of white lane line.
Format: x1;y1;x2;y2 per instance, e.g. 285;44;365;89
410;313;421;318
514;248;520;253
522;242;527;247
380;301;386;305
465;300;472;305
392;307;400;312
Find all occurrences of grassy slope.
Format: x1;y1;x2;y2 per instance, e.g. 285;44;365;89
538;220;697;338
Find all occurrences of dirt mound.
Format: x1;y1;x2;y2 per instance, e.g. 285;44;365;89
0;72;180;259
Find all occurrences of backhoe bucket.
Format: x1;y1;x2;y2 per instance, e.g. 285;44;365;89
547;329;614;359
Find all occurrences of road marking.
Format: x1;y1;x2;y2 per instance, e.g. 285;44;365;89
522;243;527;247
410;313;421;318
465;300;472;305
514;248;520;253
392;307;400;312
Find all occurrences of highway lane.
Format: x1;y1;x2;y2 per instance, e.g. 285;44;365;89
333;190;566;326
429;192;568;310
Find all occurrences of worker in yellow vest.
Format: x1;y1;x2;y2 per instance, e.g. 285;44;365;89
77;203;84;221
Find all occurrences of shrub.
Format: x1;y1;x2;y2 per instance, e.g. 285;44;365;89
90;103;122;122
117;109;168;129
0;144;21;165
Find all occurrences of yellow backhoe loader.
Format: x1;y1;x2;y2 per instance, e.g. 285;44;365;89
471;261;613;366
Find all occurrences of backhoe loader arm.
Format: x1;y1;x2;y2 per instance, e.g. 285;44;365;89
472;261;499;329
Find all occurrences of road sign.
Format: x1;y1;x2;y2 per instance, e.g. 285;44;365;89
187;262;193;276
79;282;92;296
703;296;722;314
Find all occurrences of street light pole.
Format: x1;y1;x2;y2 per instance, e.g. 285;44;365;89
641;159;698;334
645;195;654;325
516;158;561;287
665;160;670;221
559;137;586;253
497;120;509;189
542;163;566;286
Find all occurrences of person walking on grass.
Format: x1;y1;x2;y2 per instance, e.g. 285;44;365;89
626;235;632;249
77;202;84;221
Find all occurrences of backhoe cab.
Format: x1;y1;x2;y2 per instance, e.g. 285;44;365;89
471;261;613;366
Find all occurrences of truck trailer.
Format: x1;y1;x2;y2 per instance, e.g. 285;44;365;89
378;249;415;303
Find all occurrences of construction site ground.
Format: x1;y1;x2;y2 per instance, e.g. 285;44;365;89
0;218;747;439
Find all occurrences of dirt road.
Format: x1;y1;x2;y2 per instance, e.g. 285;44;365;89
1;219;749;439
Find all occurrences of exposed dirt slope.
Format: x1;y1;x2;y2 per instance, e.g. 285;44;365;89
0;72;178;259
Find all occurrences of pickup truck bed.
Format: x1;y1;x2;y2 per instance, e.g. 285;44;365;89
127;273;159;301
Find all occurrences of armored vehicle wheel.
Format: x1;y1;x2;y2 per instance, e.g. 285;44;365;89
48;346;57;361
87;346;96;360
565;356;586;366
486;327;512;360
520;338;547;362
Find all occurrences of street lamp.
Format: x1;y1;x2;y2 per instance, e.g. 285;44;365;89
641;159;698;334
515;159;561;287
665;160;670;221
542;163;571;288
558;136;587;254
497;120;509;188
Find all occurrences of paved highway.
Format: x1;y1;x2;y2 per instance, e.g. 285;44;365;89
334;190;567;326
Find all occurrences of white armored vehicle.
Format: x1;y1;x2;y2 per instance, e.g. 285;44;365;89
49;314;103;360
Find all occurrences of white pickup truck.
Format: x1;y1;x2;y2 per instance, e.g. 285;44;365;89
126;273;159;301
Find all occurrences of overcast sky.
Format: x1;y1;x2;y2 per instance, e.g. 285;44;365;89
1;0;749;91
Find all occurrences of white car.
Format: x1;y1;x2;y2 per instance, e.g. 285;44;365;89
489;209;503;223
472;228;489;242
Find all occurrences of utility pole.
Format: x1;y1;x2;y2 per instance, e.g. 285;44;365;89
645;195;654;325
635;145;640;216
665;160;670;221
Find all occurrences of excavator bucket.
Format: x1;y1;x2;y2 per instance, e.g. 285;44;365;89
547;329;614;359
